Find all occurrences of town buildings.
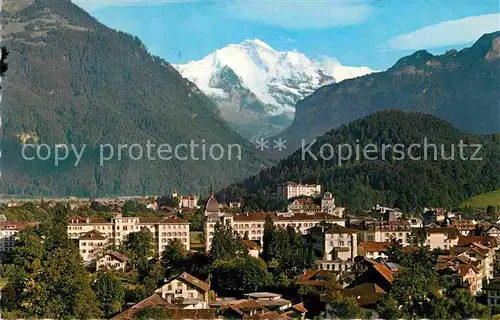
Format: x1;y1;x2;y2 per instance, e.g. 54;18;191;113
203;193;345;252
68;214;190;263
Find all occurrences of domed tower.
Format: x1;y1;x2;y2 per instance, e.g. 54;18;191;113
204;192;220;216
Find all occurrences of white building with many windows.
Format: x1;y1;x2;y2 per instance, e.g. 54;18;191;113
68;214;190;259
277;182;321;199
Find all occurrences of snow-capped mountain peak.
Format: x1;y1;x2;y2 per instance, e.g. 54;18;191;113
175;39;375;116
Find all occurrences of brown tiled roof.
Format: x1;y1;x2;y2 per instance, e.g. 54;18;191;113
0;221;37;230
78;229;107;241
242;239;261;250
138;217;164;224
177;272;210;292
233;212;345;222
108;251;129;262
296;269;339;287
158;215;189;224
111;293;177;320
247;311;286;320
289;302;308;313
371;264;394;283
458;235;497;248
359;241;390;252
325;224;359;234
233;299;266;312
166;309;217;319
344;283;387;307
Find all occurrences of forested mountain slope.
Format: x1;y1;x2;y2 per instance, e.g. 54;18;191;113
218;111;500;211
0;0;271;197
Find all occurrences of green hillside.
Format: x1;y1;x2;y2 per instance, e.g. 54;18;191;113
461;189;500;208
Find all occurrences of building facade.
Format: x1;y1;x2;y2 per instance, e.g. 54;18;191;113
308;224;359;271
68;214;190;258
277;182;321;199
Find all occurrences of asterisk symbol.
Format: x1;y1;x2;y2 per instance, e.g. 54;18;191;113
254;138;269;151
273;138;287;151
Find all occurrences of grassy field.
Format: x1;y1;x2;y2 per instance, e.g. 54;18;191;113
460;189;500;208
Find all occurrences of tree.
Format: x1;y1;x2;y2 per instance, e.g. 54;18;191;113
124;229;155;267
487;205;496;216
93;273;126;317
0;46;8;88
324;290;369;319
262;215;276;262
1;206;102;319
123;200;148;216
210;257;272;296
208;223;247;261
161;238;187;278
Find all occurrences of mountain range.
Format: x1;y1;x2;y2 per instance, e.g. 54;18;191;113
270;31;500;158
0;0;271;197
175;39;374;139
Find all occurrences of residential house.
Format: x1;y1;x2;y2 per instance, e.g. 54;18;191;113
358;242;390;260
155;272;210;309
242;240;261;259
96;251;129;272
287;198;321;214
486;225;500;240
437;255;482;295
296;269;341;292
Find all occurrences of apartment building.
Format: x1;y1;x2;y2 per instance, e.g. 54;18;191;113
359;221;412;246
421;227;460;250
0;220;36;254
307;224;359;271
78;230;107;262
68;214;190;256
204;193;345;252
277;182;321;199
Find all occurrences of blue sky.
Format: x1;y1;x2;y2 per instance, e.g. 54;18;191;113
74;0;499;70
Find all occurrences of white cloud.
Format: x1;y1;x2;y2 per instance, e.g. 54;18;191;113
221;1;371;30
72;0;193;11
385;13;500;50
